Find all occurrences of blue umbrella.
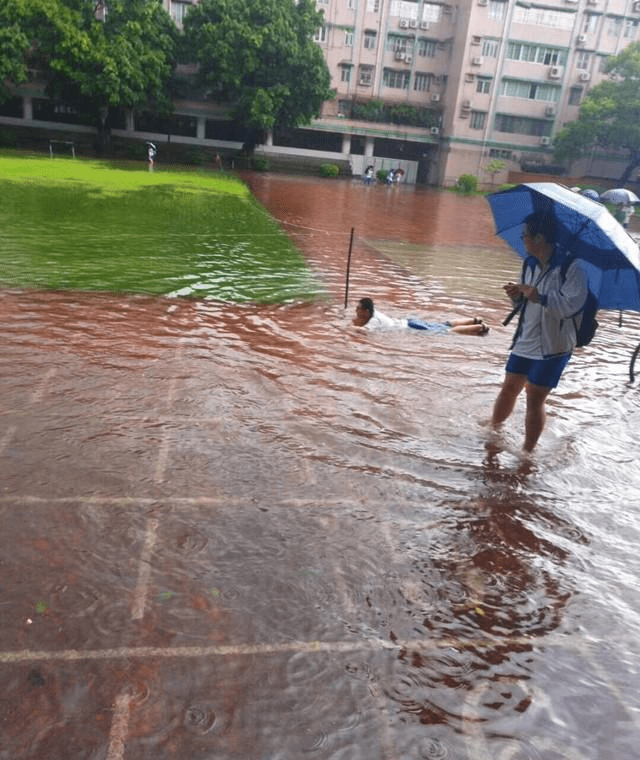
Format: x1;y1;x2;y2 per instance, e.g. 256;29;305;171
487;182;640;311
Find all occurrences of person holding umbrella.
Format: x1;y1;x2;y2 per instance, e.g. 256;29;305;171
491;211;588;452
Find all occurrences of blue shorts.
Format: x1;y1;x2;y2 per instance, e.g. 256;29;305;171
407;319;448;333
505;353;571;389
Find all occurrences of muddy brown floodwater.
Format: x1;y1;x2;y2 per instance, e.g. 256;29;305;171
1;173;640;759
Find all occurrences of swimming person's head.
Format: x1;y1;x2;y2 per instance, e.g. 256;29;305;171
353;297;374;326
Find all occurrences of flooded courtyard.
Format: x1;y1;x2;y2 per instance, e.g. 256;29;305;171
1;173;640;758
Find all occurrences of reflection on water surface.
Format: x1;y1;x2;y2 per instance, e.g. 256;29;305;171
1;174;640;758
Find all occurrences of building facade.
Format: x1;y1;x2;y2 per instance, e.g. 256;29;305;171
2;0;640;185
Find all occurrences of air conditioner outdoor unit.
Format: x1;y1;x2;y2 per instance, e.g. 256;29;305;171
471;35;482;46
395;51;405;60
587;0;597;5
478;0;488;5
540;136;551;145
549;66;561;79
404;55;413;64
577;34;587;44
431;93;441;102
471;56;483;66
579;71;591;81
409;19;418;28
399;18;409;28
430;127;440;135
420;21;430;30
634;0;640;12
465;72;475;82
545;106;556;117
461;99;471;109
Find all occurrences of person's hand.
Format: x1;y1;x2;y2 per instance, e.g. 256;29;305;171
504;282;539;303
504;282;522;301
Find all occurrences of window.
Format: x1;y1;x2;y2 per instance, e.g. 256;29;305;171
488;1;507;22
494;114;552;137
383;68;410;89
314;26;327;42
387;34;412;53
576;51;590;70
421;3;442;23
367;0;380;11
414;72;431;92
363;30;377;50
476;76;492;94
358;65;374;86
568;86;582;106
512;7;574;30
417;38;436;57
482;38;499;58
489;148;512;159
170;1;191;25
344;30;354;46
608;17;623;37
470;111;486;130
390;0;438;22
505;42;567;66
583;13;598;35
625;19;639;39
598;54;609;72
500;79;561;102
340;65;352;83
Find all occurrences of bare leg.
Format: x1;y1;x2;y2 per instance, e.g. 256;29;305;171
492;372;527;427
451;323;488;335
523;382;551;452
448;317;481;327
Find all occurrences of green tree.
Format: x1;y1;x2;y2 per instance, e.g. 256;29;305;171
0;0;177;149
554;42;640;185
484;158;506;185
182;0;333;137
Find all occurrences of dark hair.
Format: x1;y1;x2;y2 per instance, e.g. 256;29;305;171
359;297;374;315
524;212;556;243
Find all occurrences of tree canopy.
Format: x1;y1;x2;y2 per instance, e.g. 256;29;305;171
554;42;640;184
181;0;333;132
0;0;177;114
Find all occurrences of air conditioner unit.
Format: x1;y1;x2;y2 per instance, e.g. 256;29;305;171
478;0;488;5
420;21;430;30
395;51;405;60
549;66;562;79
471;35;482;46
587;0;597;5
565;0;578;4
577;34;587;45
471;56;483;66
461;98;472;109
431;93;441;102
399;18;409;28
430;127;440;135
404;55;413;64
545;106;556;117
634;0;640;12
579;71;591;81
540;136;551;145
409;19;418;28
465;72;475;82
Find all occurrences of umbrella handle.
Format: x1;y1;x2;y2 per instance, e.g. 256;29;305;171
502;301;524;327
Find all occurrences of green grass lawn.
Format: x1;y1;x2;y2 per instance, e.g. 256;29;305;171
0;155;323;303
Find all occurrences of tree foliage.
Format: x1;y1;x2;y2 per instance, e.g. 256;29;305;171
0;0;177;113
554;42;640;184
182;0;333;131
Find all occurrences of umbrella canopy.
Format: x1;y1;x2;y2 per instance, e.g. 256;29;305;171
600;188;640;205
487;182;640;311
579;188;600;201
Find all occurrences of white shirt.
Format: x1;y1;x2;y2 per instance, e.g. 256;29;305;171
366;311;408;330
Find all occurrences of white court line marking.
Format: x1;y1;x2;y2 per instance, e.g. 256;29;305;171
0;425;16;456
131;517;159;621
0;633;563;665
106;691;131;760
30;368;57;404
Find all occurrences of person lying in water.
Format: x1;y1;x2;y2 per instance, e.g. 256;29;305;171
352;297;489;335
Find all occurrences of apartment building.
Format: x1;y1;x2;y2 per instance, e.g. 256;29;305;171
2;0;639;185
308;0;640;185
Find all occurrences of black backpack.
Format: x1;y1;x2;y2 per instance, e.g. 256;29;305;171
518;256;599;348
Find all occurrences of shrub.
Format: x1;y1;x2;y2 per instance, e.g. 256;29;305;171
319;163;340;178
251;158;269;171
456;174;477;194
376;169;388;183
186;148;208;166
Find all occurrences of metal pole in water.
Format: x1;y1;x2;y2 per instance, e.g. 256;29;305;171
344;227;355;309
